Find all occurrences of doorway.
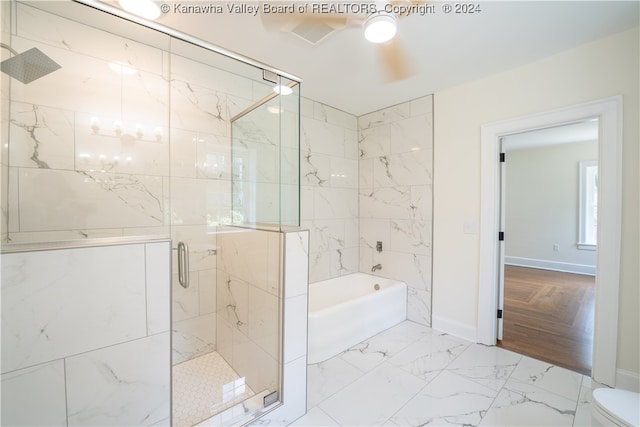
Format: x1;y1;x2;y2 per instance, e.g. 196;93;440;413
496;122;598;375
477;97;622;386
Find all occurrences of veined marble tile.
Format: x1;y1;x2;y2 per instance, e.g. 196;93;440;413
121;70;170;136
18;168;164;231
290;406;340;427
408;287;432;326
305;219;350;252
216;270;250;337
170;79;228;136
313;101;357;131
390;115;433;154
9;37;125;118
169;128;198;178
360;186;412;220
172;314;216;365
146;241;171;335
344;128;359;160
573;377;606;427
170;224;218;272
232;138;278;183
170;53;252;101
388;331;466;383
248;285;279;358
281;147;300;186
389;219;432;255
1;360;66;427
217;227;269;289
10;101;75;170
338;325;419;373
447;344;523;392
283;294;307;363
319;362;426;426
358;103;411;129
479;380;576;426
391;370;497;426
170;177;230;226
373;151;432;188
66;333;170;426
307;356;364;408
329;156;358;188
232;332;278;393
172;271;200;322
6;229;125;243
410;184;433;221
1;244;147;373
301;150;331;187
358;125;391;159
301;117;347;158
300;185;315;221
283;230;308;298
508;356;583;401
17;3;165;75
313;187;358;220
199;269;217;316
359;157;374;189
369;250;431;291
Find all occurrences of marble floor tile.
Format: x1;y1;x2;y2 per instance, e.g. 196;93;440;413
479;381;577;426
290;407;340;426
307;356;365;408
387;332;470;382
508;356;584;401
390;370;498;426
319;362;426;426
446;343;523;392
303;321;591;427
338;323;430;373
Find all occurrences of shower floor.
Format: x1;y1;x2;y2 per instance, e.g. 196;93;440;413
172;351;255;427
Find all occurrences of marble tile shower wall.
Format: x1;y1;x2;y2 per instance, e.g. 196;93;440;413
2;4;280;365
358;96;434;326
215;226;281;394
300;99;359;283
0;240;171;426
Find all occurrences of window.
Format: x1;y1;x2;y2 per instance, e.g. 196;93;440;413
578;160;598;250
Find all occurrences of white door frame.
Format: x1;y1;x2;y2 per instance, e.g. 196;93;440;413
477;96;622;386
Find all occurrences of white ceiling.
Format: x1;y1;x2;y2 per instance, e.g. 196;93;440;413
152;1;639;116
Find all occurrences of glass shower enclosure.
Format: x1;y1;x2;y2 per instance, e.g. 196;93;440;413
0;1;301;425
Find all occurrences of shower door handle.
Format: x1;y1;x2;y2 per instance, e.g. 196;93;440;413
177;241;190;289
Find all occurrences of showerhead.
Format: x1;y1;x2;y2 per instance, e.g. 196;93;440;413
1;45;61;84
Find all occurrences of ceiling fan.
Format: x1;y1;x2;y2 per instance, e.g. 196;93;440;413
259;1;422;81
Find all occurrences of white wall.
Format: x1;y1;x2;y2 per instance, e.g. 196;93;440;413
433;27;639;375
505;141;598;273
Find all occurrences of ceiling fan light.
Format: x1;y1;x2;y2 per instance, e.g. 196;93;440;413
364;13;397;44
118;0;161;20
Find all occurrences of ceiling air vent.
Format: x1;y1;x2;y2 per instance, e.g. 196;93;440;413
290;20;336;45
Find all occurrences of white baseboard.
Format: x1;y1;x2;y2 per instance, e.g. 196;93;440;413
616;369;640;392
505;256;596;276
432;315;477;343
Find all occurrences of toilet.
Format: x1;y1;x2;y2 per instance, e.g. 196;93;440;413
592;388;640;426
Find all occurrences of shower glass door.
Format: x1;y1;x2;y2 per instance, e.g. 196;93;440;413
1;1;299;425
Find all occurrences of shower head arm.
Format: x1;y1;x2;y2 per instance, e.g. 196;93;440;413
0;43;20;57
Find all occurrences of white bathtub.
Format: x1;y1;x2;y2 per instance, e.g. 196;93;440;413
307;273;407;364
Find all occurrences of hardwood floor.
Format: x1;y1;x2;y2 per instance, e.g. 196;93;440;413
497;265;595;376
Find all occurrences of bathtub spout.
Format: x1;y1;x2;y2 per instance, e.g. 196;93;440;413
371;264;382;272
